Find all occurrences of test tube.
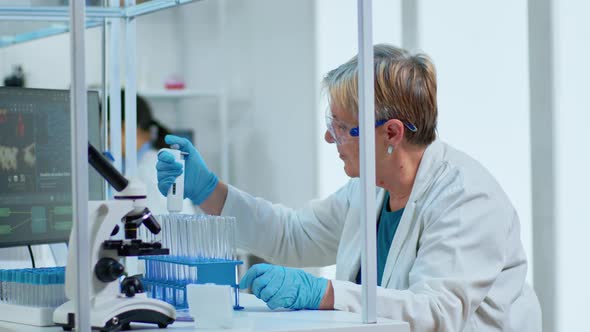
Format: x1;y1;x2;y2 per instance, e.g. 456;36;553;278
227;216;236;260
213;215;220;259
29;271;35;307
177;215;187;302
191;215;199;259
6;270;11;305
199;215;206;259
0;270;5;304
163;215;172;280
221;216;228;259
189;215;199;281
178;215;188;279
59;268;66;306
210;216;217;259
217;216;227;260
217;216;224;259
198;215;206;259
182;215;192;280
188;215;198;259
39;271;47;308
202;216;210;259
16;270;22;305
148;216;158;280
169;215;178;280
19;270;25;306
225;217;232;260
163;215;174;301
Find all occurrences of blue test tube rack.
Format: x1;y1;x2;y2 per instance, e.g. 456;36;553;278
139;256;243;310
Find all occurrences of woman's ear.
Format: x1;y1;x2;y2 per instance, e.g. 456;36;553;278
385;119;405;146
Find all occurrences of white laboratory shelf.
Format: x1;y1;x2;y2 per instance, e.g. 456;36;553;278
0;21;102;48
0;294;409;332
139;88;219;99
0;0;197;48
0;0;197;20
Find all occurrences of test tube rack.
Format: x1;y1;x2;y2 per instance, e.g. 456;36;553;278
0;267;66;326
140;256;243;310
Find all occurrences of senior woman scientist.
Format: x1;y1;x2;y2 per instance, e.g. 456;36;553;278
156;44;541;331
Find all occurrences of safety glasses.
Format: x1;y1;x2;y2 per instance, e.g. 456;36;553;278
325;111;418;145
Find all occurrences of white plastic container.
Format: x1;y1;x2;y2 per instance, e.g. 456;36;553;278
158;146;184;213
187;284;234;329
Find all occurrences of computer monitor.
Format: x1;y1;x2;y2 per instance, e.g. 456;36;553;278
0;87;104;248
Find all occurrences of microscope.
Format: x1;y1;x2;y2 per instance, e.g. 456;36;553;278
53;144;176;331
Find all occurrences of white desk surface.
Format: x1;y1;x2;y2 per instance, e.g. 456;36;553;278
0;294;408;332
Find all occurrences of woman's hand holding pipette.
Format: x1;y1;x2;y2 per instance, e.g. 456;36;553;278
156;135;218;205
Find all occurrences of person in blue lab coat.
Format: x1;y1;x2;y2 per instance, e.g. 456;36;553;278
155;44;541;331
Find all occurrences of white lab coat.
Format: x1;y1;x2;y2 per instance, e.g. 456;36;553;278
138;148;196;215
221;140;541;331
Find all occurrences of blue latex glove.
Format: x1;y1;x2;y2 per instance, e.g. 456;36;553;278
156;135;218;205
239;263;328;310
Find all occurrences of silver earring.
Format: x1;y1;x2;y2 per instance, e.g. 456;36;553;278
387;145;394;155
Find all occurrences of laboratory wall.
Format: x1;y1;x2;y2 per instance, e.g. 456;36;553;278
552;1;590;331
0;28;103;88
417;0;533;284
174;0;318;209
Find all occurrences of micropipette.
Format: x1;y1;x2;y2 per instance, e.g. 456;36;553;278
158;144;185;213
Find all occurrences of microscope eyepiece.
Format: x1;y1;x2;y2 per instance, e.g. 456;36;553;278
88;143;129;192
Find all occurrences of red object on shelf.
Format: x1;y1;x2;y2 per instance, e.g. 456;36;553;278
164;78;185;90
17;114;25;137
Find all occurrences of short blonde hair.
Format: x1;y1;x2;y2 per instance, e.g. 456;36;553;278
323;44;437;146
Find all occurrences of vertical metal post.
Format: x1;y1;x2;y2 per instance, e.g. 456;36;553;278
101;16;109;197
173;7;185;130
218;0;229;182
101;18;107;145
357;0;376;324
219;95;229;181
124;0;137;177
109;0;122;173
528;0;557;330
69;0;90;330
